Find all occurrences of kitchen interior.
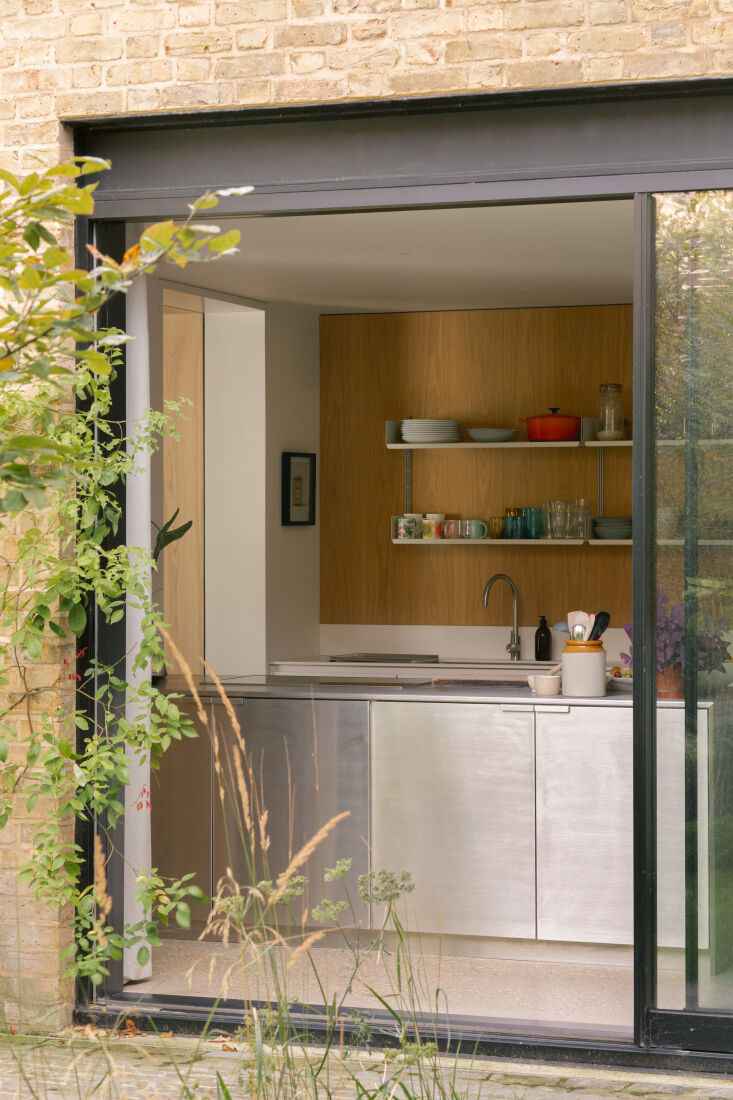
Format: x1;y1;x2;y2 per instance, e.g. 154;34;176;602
130;198;723;1041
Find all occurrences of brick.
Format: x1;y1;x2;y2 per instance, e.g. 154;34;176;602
291;0;324;14
176;57;211;78
22;0;52;12
0;69;39;92
652;22;687;43
567;26;646;51
348;71;382;95
391;11;464;36
351;19;387;38
590;0;627;23
326;41;399;67
524;31;562;55
215;0;286;21
0;0;19;14
55;37;123;62
466;61;504;88
584;55;625;80
0;98;16;120
505;57;584;85
290;49;325;72
467;7;503;31
117;7;176;30
445;33;521;62
159;81;230;106
235;25;269;46
4;13;66;39
632;0;709;15
126;34;161;58
3;119;59;143
402;0;439;8
507;2;585;29
214;51;284;75
179;3;211;25
164;28;232;53
106;59;173;84
626;50;705;77
53;90;125;116
69;11;104;34
272;74;348;99
274;21;346;45
233;77;272;101
339;0;397;9
404;38;442;63
19;93;52;116
386;66;466;93
691;18;733;41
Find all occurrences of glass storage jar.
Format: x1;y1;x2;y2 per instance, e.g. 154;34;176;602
597;382;625;440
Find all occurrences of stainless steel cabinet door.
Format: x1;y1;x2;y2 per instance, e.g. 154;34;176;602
371;702;536;938
536;705;632;944
213;698;369;926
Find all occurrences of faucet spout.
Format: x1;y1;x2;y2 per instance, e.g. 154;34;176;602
482;573;521;661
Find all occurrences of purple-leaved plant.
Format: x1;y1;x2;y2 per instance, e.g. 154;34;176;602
621;589;728;673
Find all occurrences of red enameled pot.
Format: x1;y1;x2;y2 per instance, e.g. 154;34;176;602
520;407;581;441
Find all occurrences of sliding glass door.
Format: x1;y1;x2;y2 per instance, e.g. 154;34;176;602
650;192;733;1050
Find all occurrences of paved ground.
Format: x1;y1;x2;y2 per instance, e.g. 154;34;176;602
2;1028;733;1100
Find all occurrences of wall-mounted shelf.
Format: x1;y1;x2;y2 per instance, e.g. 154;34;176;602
391;537;588;546
386;440;585;450
386;420;632;515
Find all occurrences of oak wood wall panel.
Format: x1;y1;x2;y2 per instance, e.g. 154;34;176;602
320;305;633;628
162;303;204;669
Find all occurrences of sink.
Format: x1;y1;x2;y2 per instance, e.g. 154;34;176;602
439;659;555;671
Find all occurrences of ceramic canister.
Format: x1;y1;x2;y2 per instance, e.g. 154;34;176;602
561;639;606;698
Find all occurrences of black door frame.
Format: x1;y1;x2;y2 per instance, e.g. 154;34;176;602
72;77;733;1065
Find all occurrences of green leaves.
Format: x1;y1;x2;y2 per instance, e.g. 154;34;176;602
68;603;86;637
152;508;192;561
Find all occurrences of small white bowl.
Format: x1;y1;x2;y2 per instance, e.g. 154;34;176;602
468;428;517;443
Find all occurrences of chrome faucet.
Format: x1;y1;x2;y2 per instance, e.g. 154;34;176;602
482;573;521;661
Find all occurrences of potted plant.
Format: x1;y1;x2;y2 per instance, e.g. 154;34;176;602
621;589;728;698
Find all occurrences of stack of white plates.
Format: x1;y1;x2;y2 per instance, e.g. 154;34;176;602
401;419;459;443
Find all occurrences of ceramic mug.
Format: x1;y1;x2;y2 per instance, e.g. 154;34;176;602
442;519;461;539
397;514;422;539
460;519;488;539
527;674;561;696
423;513;444;539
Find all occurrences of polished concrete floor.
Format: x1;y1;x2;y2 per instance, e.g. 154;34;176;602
127;936;643;1040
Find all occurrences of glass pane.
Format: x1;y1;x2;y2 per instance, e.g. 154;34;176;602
654;192;733;1011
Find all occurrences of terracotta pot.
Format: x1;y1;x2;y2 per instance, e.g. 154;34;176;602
657;665;684;699
520;408;581;441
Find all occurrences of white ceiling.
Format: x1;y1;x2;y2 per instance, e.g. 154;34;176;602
159;200;634;313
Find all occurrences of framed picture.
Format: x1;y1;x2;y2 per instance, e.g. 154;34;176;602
281;452;316;526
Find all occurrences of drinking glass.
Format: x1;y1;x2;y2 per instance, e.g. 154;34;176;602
549;500;569;539
570;498;592;539
488;517;504;539
522;507;542;539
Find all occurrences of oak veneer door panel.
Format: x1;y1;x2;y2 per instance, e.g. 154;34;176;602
162;301;204;672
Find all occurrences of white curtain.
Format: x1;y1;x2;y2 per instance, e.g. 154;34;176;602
123;276;153;982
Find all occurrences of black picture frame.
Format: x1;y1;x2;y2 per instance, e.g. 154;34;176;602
281;452;316;526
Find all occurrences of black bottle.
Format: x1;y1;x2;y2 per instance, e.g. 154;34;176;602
535;615;551;661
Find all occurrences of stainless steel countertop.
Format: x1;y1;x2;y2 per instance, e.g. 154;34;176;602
160;674;646;706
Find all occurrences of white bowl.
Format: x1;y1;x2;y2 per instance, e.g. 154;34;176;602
467;428;517;443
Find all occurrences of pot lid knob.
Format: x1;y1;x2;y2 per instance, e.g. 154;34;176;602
548;407;560;414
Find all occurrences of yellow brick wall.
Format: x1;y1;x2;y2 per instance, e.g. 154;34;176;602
0;0;730;1025
0;0;731;169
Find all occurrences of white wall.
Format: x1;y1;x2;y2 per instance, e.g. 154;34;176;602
204;301;267;675
265;304;320;664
